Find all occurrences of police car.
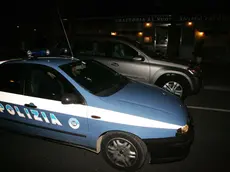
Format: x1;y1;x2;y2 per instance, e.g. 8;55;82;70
0;57;194;171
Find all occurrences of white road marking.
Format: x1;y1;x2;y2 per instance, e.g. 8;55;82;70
204;85;230;92
188;106;230;113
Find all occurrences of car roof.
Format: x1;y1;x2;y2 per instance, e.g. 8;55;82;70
0;57;81;68
75;34;138;43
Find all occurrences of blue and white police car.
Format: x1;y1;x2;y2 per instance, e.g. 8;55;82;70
0;57;194;171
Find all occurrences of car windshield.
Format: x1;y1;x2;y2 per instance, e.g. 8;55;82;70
59;60;129;96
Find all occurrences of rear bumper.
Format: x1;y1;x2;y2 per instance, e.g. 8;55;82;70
143;124;194;164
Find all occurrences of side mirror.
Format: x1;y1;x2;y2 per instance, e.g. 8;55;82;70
61;93;82;104
133;56;144;61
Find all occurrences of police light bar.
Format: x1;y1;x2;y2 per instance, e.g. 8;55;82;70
27;49;50;57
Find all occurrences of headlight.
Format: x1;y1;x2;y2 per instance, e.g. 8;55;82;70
177;124;189;135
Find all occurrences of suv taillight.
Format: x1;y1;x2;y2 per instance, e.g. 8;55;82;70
188;65;202;75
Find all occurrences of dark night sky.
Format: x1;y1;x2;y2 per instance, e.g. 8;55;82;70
0;0;227;24
0;0;226;50
58;0;223;17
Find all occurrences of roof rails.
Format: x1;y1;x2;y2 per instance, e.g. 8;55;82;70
24;53;80;61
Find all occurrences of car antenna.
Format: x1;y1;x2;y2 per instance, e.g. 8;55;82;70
57;7;74;60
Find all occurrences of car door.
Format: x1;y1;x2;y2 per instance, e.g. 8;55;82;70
24;64;89;145
0;63;89;146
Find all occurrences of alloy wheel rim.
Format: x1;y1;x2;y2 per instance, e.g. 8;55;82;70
163;81;183;97
106;138;138;168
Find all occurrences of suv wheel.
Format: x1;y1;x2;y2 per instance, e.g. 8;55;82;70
156;76;190;99
101;132;147;171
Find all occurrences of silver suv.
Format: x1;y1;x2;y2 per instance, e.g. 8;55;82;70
52;34;202;99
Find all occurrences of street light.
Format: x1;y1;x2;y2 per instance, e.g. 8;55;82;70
144;22;152;28
144;36;152;43
195;30;205;39
137;32;143;37
198;31;204;36
187;22;193;26
111;32;117;36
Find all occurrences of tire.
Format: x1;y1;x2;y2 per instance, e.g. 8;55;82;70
101;132;148;171
156;75;190;100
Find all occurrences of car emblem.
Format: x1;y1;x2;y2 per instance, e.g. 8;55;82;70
68;118;80;129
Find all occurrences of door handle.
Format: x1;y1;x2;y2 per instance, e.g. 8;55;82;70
24;103;37;109
111;62;119;67
91;115;101;119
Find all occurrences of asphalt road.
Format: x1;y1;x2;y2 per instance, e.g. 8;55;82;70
0;87;230;172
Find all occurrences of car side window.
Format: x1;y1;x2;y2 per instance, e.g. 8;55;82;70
0;64;25;94
111;42;138;60
73;40;106;57
25;65;77;101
